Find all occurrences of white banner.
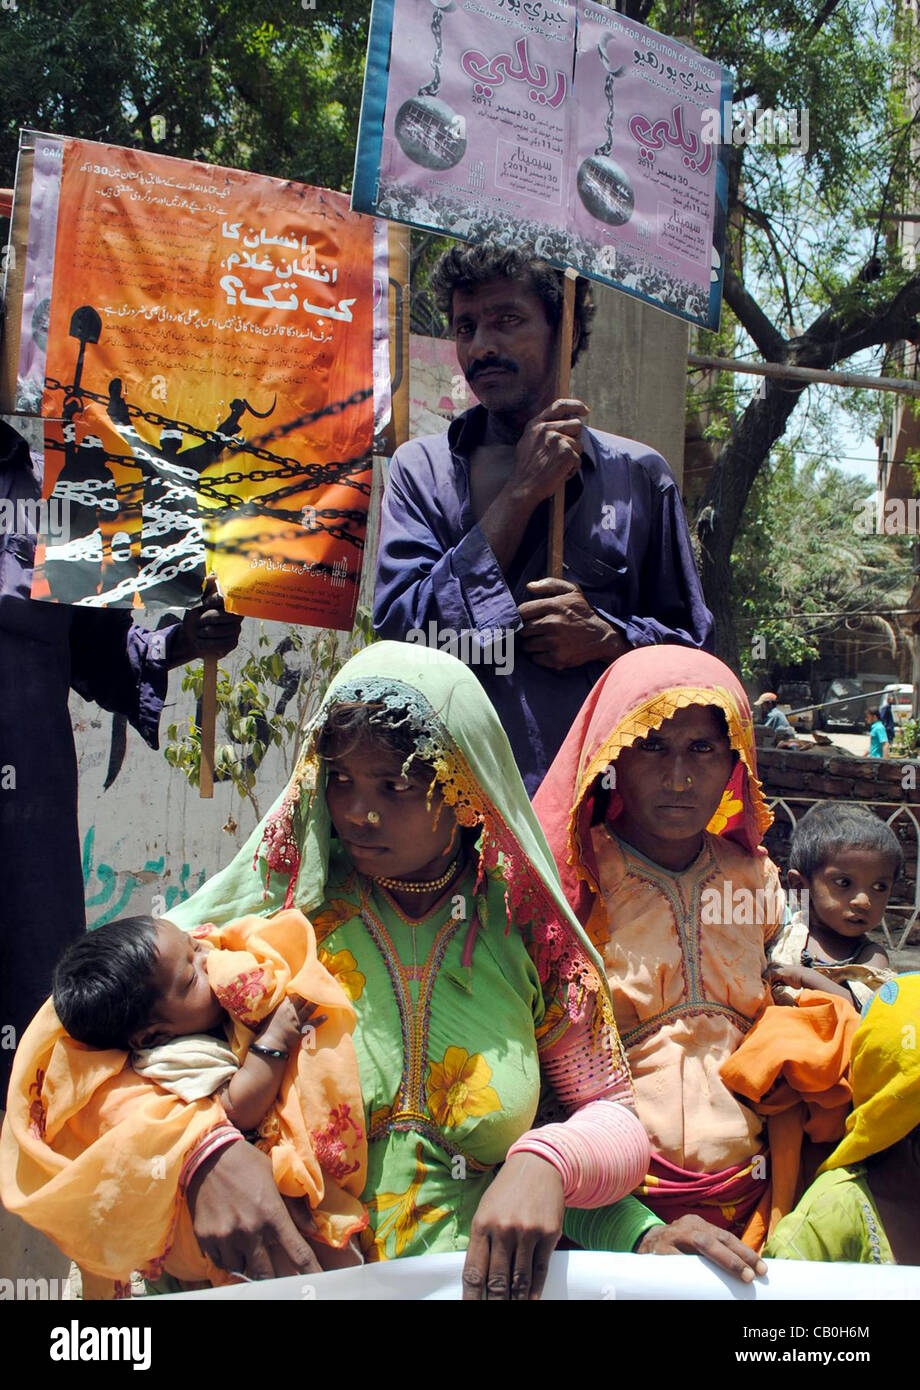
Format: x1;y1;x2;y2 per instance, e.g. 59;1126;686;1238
163;1250;920;1301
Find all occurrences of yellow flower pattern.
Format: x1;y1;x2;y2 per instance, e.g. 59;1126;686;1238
319;946;366;1001
707;787;744;835
365;1142;451;1259
310;896;357;946
426;1046;501;1128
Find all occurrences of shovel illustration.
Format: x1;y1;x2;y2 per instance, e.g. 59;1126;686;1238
63;305;102;419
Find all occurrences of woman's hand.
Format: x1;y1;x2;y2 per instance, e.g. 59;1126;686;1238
463;1152;564;1300
636;1215;767;1283
187;1140;323;1280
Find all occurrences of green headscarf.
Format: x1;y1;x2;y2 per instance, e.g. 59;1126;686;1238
171;641;616;1036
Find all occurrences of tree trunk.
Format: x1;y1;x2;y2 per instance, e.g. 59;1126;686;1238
697;376;806;664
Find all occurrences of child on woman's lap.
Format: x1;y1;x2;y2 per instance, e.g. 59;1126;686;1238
52;911;366;1267
767;804;900;1010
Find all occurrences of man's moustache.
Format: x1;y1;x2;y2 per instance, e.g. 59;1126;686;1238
465;360;519;382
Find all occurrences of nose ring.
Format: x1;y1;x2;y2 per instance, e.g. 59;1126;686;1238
366;810;381;825
685;776;693;786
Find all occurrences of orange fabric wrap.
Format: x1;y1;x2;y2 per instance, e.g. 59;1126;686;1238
720;990;858;1245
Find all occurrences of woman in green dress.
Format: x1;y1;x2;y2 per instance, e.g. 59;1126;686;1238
166;639;655;1297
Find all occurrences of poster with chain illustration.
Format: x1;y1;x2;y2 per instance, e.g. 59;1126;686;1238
12;133;386;628
353;0;731;330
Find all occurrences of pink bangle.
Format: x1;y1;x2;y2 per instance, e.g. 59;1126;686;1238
180;1124;244;1190
506;1100;650;1208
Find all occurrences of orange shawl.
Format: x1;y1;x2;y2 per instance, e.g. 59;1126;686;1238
720;990;858;1247
0;909;367;1295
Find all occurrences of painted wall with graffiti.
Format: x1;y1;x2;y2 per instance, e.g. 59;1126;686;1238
76;618;287;928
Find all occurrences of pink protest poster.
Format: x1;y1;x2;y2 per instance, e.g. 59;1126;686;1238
353;0;731;329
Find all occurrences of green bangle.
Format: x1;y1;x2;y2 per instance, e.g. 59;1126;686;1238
250;1042;288;1060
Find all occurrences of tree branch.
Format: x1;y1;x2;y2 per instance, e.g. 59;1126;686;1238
722;267;787;360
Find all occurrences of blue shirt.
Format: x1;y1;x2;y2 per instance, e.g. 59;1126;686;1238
869;720;889;758
373;405;713;794
765;705;795;735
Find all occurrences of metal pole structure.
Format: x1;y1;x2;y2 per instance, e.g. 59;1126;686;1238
687;353;920;397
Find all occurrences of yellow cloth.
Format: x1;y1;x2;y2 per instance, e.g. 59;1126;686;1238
819;971;920;1173
0;909;367;1293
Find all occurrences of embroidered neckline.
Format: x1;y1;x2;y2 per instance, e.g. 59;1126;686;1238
358;886;491;1173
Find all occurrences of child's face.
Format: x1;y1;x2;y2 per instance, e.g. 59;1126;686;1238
133;919;225;1048
611;706;736;849
793;849;898;940
324;734;458;881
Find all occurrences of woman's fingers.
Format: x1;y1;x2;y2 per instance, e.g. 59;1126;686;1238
294;999;327;1029
267;1215;324;1276
483;1231;515;1300
510;1230;539;1301
638;1215;766;1283
461;1228;491;1300
529;1234;556;1301
239;1238;277;1281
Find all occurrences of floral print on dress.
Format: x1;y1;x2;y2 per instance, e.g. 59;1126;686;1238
27;1070;46;1141
365;1142;451;1259
706;770;746;836
426;1046;501;1128
311;1103;364;1183
212;967;269;1027
311;896;359;946
319;946;366;1001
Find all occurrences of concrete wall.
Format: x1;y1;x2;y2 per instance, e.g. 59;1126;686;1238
572;285;689;486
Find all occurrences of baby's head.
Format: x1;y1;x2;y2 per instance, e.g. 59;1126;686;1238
788;804;902;940
53;915;224;1051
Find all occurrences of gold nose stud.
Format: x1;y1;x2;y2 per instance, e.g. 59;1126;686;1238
366;810;381;825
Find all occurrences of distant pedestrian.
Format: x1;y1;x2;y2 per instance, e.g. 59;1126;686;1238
753;692;795;738
866;708;889;759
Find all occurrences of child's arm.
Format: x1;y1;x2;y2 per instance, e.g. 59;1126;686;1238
218;997;323;1133
859;942;890;971
765;962;856;1004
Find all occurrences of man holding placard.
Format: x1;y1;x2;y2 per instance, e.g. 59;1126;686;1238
374;243;713;794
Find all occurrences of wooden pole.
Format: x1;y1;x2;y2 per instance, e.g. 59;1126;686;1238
549;269;578;579
199;654;218;798
687;353;920;397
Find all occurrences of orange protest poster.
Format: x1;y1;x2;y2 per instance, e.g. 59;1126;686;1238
28;135;380;628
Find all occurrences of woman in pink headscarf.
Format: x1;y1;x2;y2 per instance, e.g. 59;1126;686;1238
535;646;784;1254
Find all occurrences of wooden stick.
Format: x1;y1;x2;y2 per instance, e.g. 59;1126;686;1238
199;653;218;799
687;353;920;397
548;269;578;579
